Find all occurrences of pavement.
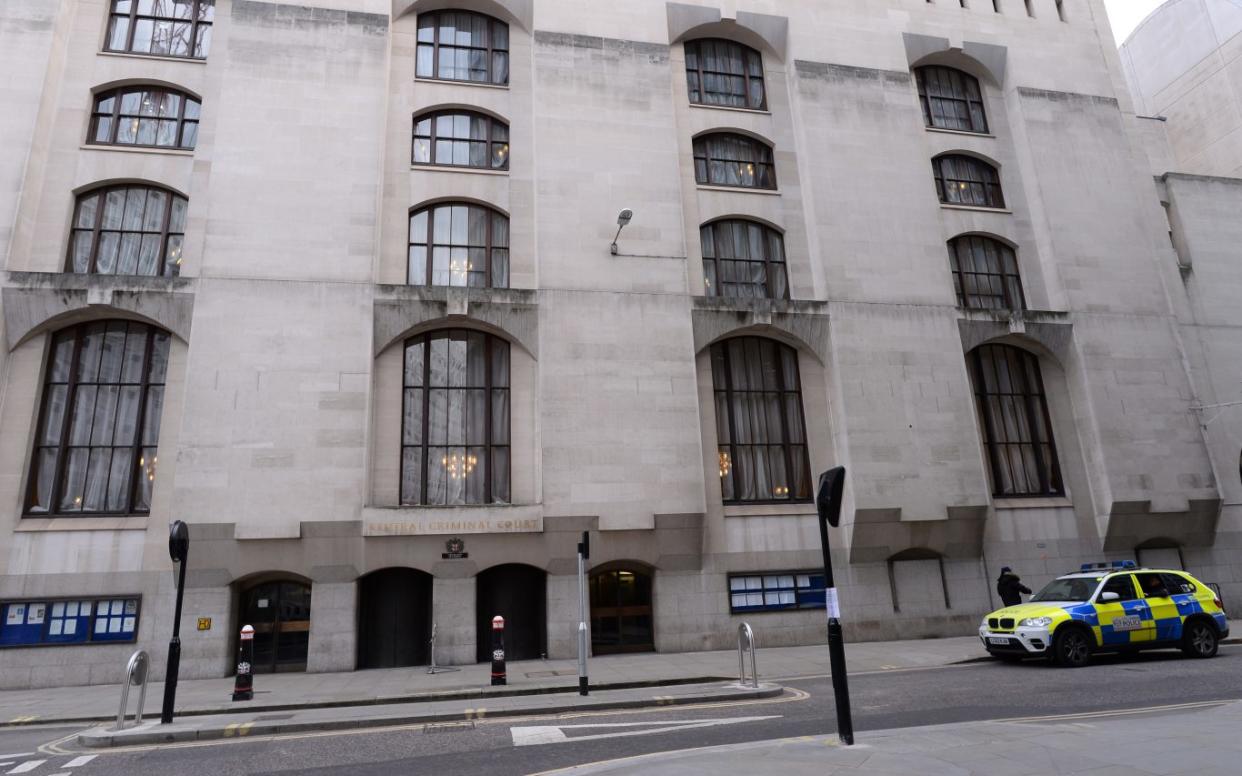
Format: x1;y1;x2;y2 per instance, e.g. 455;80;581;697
539;698;1242;775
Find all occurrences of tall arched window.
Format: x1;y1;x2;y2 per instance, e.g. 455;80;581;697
967;344;1063;497
68;184;187;277
407;203;509;288
701;219;788;300
932;154;1004;209
27;321;171;516
693;133;776;190
416;11;509;85
413;110;509;170
711;337;812;503
88;86;201;150
947;235;1025;310
401;330;510;506
915;66;988;133
684;39;766;110
105;0;214;59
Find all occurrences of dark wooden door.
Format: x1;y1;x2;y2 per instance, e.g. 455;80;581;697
590;569;654;654
240;580;311;673
357;568;432;669
476;564;545;662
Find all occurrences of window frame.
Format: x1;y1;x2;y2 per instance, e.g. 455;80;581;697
947;235;1026;311
415;10;510;86
933;154;1005;209
104;0;214;60
693;133;777;191
711;337;813;505
406;202;510;288
728;571;827;614
915;66;989;134
700;218;789;300
412;110;510;171
968;344;1064;498
66;184;187;277
684;38;767;111
399;329;511;507
87;85;201;151
25;321;171;518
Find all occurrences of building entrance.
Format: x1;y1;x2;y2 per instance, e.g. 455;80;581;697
357;568;433;669
589;567;654;654
476;564;545;662
239;579;311;673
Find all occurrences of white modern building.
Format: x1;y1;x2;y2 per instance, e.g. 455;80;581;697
0;0;1238;689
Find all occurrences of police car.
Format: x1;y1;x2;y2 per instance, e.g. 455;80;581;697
979;561;1229;667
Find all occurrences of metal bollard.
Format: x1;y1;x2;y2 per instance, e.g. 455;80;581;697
737;622;759;689
116;650;150;731
491;615;506;686
232;624;254;701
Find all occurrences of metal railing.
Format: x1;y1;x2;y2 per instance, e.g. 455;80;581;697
737;622;759;688
426;623;460;675
116;650;150;730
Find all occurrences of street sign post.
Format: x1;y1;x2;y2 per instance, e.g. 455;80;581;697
161;520;189;724
577;530;590;696
815;466;855;745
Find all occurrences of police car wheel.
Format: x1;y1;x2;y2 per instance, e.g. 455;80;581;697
1181;621;1219;659
1053;628;1092;668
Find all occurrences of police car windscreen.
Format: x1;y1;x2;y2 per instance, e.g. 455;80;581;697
1031;576;1101;603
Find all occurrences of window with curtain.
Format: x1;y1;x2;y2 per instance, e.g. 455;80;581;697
413;110;509;170
105;0;214;59
932;154;1005;208
68;185;187;277
693;133;776;190
416;11;509;85
401;330;510;506
684;39;766;110
915;66;988;133
407;203;509;288
967;344;1063;497
88;86;200;150
948;235;1025;310
700;219;789;300
26;321;171;516
711;337;812;503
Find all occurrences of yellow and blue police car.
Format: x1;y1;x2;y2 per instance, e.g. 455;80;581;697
979;560;1230;667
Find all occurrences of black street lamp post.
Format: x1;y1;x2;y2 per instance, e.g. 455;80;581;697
161;520;189;725
815;466;855;745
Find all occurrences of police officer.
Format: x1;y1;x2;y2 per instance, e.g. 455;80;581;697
997;566;1032;607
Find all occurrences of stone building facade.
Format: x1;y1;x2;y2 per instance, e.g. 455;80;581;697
0;0;1237;689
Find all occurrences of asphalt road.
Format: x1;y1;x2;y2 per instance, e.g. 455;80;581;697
5;644;1241;776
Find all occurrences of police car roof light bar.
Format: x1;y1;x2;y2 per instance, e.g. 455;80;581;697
1080;560;1137;572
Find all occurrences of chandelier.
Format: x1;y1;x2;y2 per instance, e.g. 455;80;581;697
442;452;478;480
718;451;731;478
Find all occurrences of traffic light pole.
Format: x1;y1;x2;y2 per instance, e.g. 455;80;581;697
815;467;855;746
577;530;590;696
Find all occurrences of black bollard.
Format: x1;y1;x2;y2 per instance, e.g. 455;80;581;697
490;615;506;686
232;624;254;701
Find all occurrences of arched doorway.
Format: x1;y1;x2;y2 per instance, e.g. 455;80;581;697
357;568;433;669
239;578;312;673
476;564;545;662
589;566;654;655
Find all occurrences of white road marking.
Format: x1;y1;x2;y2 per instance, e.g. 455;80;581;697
64;756;95;768
510;715;781;747
8;761;47;774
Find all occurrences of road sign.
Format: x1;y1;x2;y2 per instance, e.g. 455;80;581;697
509;716;781;746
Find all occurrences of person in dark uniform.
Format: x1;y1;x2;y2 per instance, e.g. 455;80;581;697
997;567;1032;607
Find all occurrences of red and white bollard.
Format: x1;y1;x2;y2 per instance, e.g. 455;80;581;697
232;624;254;701
491;615;506;686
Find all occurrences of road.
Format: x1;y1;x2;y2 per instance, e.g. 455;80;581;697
3;644;1240;776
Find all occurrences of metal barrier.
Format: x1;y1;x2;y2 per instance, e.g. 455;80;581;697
737;622;759;688
116;650;150;730
426;623;461;675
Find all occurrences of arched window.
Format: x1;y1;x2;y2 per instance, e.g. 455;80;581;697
105;0;214;59
947;235;1025;310
88;86;200;150
68;184;187;277
693;133;776;190
701;219;788;300
407;203;509;288
967;344;1063;497
413;110;509;170
711;337;812;503
915;66;988;133
416;11;509;85
684;39;766;110
27;321;171;516
932;154;1004;209
401;330;510;506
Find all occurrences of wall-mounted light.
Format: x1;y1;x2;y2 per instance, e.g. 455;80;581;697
610;208;633;255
